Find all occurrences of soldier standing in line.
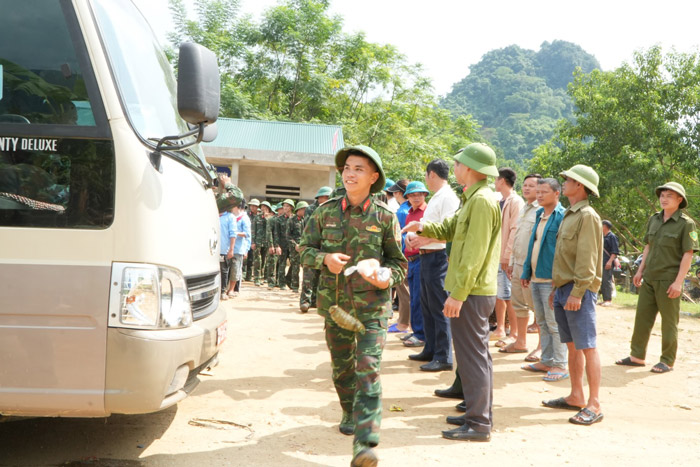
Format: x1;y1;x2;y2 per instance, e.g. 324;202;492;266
300;186;332;312
264;203;280;289
300;145;406;467
276;199;295;290
247;199;266;286
271;203;285;288
258;201;273;285
288;201;308;294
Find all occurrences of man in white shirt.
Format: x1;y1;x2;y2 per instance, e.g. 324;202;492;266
405;159;460;371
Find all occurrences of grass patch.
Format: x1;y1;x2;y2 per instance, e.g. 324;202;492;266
614;288;700;317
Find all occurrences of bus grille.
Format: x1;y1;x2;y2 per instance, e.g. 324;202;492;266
185;272;219;321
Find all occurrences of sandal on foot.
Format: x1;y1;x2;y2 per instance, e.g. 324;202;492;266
542;397;583;411
651;362;673;373
495;337;514;348
522;363;548;373
498;345;528;353
524;353;541;362
403;335;425;347
615;356;645;367
569;407;604;425
388;323;408;333
543;371;569;382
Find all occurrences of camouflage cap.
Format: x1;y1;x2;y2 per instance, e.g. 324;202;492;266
334;145;386;194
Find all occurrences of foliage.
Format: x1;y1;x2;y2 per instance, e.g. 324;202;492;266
167;0;481;181
442;41;599;164
529;46;700;251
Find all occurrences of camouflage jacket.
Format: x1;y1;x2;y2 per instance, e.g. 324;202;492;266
251;213;266;246
265;214;275;248
300;195;407;320
304;201;320;222
276;214;292;249
288;214;305;247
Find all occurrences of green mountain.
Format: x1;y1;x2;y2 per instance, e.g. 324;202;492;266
441;40;600;164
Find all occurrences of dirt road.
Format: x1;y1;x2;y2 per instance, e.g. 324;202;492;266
2;284;699;466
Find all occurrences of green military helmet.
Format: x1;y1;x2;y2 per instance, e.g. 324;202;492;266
655;182;688;209
274;203;283;211
315;186;333;198
216;183;244;212
454;143;499;177
248;198;260;207
334;145;386;194
260;200;272;210
295;201;309;212
560;164;600;197
282;198;295;208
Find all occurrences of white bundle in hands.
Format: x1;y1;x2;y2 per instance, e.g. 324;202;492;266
345;259;391;283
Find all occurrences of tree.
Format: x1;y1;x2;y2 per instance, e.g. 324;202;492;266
529;46;700;250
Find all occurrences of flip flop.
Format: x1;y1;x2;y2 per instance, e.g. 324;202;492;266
615;357;645;367
524;353;541;362
543;371;569;382
569;407;604;425
495;337;514;348
388;323;408;333
399;333;414;341
651;362;673;373
542;397;584;411
521;363;548;373
498;346;528;353
489;333;506;341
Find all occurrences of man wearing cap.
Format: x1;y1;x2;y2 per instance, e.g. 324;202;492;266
387;179;412;334
300;187;332;312
300;145;406;466
404;159;460;372
401;181;429;348
616;182;698;373
275;199;295;290
288;201;308;294
403;143;501;442
542;164;604;426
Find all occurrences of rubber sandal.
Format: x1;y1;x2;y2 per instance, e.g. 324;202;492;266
498;346;528;353
615;357;645;367
399;333;414;341
524;353;541;362
542;397;583;411
543;371;569;382
569;407;604;425
651;362;673;373
388;323;408;333
521;363;548;373
403;335;425;347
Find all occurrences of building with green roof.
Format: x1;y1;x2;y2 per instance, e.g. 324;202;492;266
203;118;343;201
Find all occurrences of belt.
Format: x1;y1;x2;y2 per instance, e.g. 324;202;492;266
419;249;440;255
407;255;420;262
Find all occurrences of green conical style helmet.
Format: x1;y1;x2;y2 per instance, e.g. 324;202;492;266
334;145;386;194
315;186;333;198
282;199;295;208
260;201;272;210
248;198;260;206
295;201;309;211
560;164;600;197
453;143;499;177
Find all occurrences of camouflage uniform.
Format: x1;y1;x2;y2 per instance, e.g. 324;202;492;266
250;212;266;285
264;213;278;288
287;213;305;291
300;201;321;308
276;214;292;289
300;195;406;449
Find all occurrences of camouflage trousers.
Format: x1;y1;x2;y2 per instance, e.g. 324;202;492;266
243;250;253;281
276;247;291;289
264;251;278;288
324;317;387;447
250;248;263;284
288;248;301;291
300;267;319;308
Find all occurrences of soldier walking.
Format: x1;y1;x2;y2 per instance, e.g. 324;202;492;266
300;145;406;467
288;201;308;293
300;186;332;312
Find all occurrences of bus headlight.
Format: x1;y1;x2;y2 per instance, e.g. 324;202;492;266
109;263;192;329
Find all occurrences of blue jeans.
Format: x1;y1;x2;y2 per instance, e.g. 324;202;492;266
419;249;452;363
530;282;567;368
407;258;425;341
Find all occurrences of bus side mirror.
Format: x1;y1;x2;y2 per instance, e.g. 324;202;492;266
177;43;220;125
188;122;218;142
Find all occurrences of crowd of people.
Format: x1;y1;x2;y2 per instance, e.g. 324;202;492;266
215;144;698;467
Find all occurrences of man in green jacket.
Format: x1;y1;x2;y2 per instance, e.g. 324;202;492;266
300;145;406;466
403;143;501;442
616;182;698;373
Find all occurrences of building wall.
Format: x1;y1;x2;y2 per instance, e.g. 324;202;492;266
236;163;335;202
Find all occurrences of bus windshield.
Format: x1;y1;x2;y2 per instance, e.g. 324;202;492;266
91;0;194;146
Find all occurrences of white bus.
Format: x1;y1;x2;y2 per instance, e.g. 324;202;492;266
0;0;227;416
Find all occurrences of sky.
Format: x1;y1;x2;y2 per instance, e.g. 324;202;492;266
135;0;700;96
